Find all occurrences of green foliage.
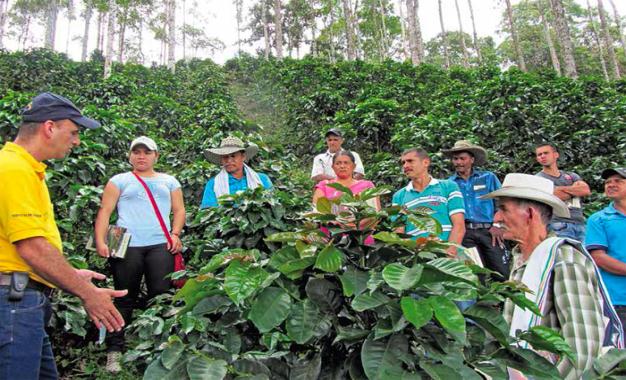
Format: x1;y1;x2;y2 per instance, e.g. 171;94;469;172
123;188;576;378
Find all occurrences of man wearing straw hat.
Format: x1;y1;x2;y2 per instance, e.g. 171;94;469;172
482;173;623;379
200;137;273;208
444;140;509;279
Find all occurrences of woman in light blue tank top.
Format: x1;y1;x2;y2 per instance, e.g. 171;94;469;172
93;136;186;372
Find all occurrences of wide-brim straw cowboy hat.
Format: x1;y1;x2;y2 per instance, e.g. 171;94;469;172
480;173;570;218
203;136;259;165
442;140;488;166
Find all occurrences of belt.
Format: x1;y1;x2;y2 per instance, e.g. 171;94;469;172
465;221;492;230
0;273;55;297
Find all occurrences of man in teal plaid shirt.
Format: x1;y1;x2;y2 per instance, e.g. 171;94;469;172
482;173;623;379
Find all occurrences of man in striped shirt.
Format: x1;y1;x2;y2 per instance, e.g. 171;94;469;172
392;148;465;257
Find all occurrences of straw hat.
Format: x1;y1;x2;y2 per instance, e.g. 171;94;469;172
442;140;488;166
480;173;570;218
203;136;259;165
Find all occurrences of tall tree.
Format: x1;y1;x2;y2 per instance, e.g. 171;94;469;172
437;0;449;68
263;0;270;58
274;0;283;58
167;0;176;71
585;0;608;80
504;0;526;71
596;0;620;79
0;0;9;48
454;0;469;67
378;0;390;59
104;0;115;78
44;0;59;49
235;0;243;54
9;0;41;50
64;0;74;54
537;0;561;75
181;0;186;58
405;0;423;65
96;7;104;51
550;0;577;78
81;0;93;61
342;0;356;60
607;0;626;56
467;0;481;63
397;0;409;60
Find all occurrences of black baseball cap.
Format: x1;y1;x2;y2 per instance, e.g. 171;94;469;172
325;128;343;138
601;167;626;179
21;92;101;129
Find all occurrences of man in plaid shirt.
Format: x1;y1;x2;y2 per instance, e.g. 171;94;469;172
482;173;622;379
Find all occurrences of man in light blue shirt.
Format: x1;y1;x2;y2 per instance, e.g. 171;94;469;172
586;167;626;328
200;137;273;208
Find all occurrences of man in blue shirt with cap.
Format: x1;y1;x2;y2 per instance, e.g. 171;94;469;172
586;167;626;327
444;140;509;280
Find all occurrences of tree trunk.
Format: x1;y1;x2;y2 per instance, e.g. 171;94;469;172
342;0;356;60
550;0;577;78
45;0;59;49
263;0;270;59
96;10;104;51
274;0;283;59
104;0;115;78
167;0;176;72
182;0;186;59
537;0;561;75
21;15;31;49
81;2;92;61
504;0;526;71
415;0;423;61
586;0;609;80
466;0;481;63
329;2;335;63
138;19;144;64
378;0;389;60
597;0;620;79
437;0;450;68
397;0;409;61
454;0;469;67
65;0;74;54
405;0;419;64
310;21;317;57
607;0;626;57
117;17;126;63
0;0;10;49
235;0;243;54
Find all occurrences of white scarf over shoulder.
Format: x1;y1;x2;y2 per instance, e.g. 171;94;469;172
214;164;263;198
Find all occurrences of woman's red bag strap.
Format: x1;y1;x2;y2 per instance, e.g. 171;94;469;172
132;172;186;288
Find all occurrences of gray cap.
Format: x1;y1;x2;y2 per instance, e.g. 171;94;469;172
602;167;626;179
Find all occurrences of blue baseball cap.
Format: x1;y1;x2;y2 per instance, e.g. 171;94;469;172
21;92;101;129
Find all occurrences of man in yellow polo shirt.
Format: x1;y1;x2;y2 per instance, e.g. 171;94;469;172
0;92;127;379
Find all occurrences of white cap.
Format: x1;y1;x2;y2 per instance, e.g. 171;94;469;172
130;136;158;151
